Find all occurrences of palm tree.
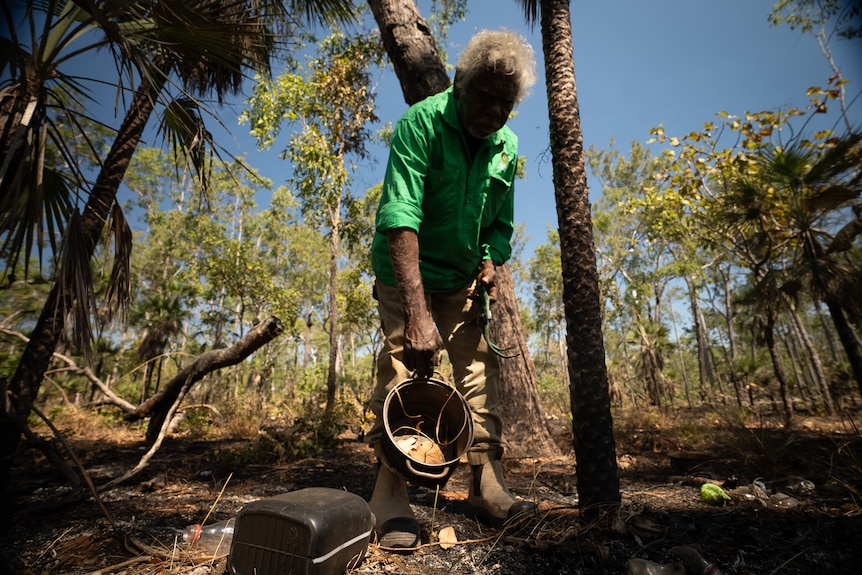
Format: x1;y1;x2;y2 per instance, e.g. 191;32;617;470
0;0;356;491
131;291;191;402
516;0;620;520
768;135;862;398
725;133;861;403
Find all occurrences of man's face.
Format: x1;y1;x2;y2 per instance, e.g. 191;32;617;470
456;69;519;140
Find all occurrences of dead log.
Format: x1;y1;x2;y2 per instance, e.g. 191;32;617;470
125;316;283;442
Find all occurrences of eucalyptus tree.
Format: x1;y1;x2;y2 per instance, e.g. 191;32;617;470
516;0;620;519
589;142;680;408
243;31;385;415
769;0;861;131
0;0;356;490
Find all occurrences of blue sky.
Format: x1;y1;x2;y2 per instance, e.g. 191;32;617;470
211;0;861;259
62;1;855;259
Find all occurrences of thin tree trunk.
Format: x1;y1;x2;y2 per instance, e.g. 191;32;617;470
719;265;745;408
787;297;834;414
667;290;691;408
686;277;711;402
764;313;794;427
541;0;620;518
325;204;341;416
781;324;812;407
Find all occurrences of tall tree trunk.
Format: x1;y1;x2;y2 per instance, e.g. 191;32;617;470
325;208;341;416
366;0;450;106
493;264;559;457
540;0;620;518
366;0;558;457
685;276;711;402
667;299;692;408
719;265;744;408
787;299;834;414
0;74;165;490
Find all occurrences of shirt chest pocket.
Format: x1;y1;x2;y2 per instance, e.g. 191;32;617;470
480;175;511;226
423;167;465;221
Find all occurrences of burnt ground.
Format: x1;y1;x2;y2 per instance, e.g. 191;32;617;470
2;412;861;575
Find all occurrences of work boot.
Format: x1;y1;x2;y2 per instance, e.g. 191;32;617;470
467;449;536;526
368;463;420;550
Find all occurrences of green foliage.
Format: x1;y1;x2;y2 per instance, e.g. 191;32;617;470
769;0;862;39
425;0;468;63
212;402;353;466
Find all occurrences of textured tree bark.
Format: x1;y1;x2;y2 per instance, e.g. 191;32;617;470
129;316;284;443
492;264;560;457
540;0;621;518
366;0;450;105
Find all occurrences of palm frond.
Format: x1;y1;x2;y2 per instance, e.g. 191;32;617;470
158;97;214;191
514;0;540;26
803;131;862;187
104;202;132;323
286;0;356;26
57;210;95;364
0;162;75;279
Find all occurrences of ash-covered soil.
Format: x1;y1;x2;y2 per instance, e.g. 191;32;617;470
2;415;861;574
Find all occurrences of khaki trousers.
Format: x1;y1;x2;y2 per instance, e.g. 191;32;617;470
368;279;501;465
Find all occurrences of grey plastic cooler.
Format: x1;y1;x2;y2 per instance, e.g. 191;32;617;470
228;487;374;575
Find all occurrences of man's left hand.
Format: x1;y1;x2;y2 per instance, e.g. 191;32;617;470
470;259;497;302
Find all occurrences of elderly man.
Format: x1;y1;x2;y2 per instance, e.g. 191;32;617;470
367;29;538;549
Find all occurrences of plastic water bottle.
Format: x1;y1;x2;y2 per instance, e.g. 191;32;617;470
670;546;725;575
183;518;235;556
625;558;685;574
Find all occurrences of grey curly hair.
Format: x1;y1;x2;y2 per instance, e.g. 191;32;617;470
453;29;537;103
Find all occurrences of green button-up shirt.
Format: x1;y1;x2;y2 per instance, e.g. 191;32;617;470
371;86;517;292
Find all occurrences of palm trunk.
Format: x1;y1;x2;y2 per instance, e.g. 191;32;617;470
823;295;862;398
541;0;620;518
0;73;165;487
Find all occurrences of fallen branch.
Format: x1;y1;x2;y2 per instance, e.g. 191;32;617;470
83;554;153;575
29;404;116;526
2;316;284;492
0;327;136;414
127;315;284;425
99;379;192;491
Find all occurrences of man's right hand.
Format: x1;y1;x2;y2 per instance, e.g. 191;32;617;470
403;315;442;377
386;228;442;377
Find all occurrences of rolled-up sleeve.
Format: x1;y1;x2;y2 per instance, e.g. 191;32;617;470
376;117;428;233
